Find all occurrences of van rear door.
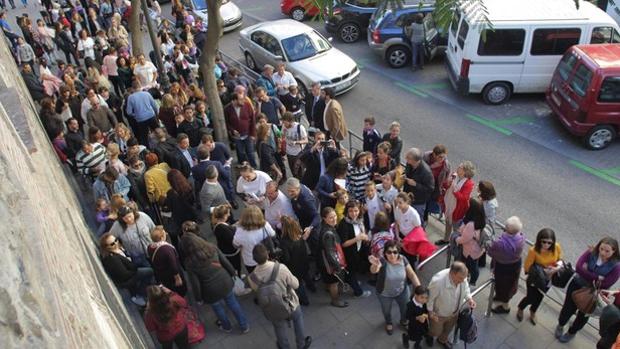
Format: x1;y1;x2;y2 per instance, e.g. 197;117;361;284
552;53;595;123
519;27;583;93
445;9;469;92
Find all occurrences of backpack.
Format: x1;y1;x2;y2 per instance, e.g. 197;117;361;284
457;308;478;346
250;263;296;322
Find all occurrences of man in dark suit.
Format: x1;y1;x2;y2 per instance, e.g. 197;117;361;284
191;145;235;206
165;133;193;178
299;130;340;190
305;82;326;131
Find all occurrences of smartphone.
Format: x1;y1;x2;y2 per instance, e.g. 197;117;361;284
320;141;330;147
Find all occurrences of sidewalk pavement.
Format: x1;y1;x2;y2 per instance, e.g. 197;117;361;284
191;217;600;349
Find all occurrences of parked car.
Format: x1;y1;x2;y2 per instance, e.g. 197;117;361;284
190;0;243;33
367;3;442;68
445;0;620;105
280;0;321;21
547;44;620;150
239;19;361;96
325;0;378;43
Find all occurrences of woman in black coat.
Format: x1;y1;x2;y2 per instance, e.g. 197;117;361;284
99;232;153;306
164;169;201;244
280;216;311;306
336;200;372;299
211;204;241;277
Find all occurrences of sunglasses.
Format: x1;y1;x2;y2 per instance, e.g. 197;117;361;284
108;238;118;247
385;250;399;255
541;240;554;245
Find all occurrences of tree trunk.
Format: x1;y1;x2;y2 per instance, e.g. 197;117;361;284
199;0;228;144
130;0;144;56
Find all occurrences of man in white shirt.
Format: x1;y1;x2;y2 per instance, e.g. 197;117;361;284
264;181;296;230
133;53;158;89
272;62;297;96
427;262;476;348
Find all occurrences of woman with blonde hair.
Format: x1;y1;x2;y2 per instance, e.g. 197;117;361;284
107;13;129;48
169;82;189;108
111;122;132;158
212;204;241;276
437;161;476;245
232;205;276;273
280;216;311;305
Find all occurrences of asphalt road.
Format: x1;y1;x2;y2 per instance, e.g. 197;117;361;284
5;1;619;262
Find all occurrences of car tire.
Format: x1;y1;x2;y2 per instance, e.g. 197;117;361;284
584;125;616;150
386;45;411;68
339;22;361;43
245;52;257;72
482;82;512;105
296;79;308;99
291;7;306;21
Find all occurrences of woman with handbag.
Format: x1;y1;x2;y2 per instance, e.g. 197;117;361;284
455;198;486;286
556;237;620;343
516;228;562;325
180;221;250;334
212;204;242;276
319;207;349;308
232;205;276;274
147;226;187;296
279;216;311;306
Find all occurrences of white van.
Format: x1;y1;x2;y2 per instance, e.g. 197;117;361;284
445;0;620;104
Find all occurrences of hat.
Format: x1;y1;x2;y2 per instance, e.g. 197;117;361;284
117;206;133;218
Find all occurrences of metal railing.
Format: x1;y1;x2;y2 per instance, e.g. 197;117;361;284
452;277;496;344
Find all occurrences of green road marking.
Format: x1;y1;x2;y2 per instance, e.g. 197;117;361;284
569;160;620;187
394;81;428;98
601;166;620;175
492;115;536;125
413;82;449;90
465;114;513;136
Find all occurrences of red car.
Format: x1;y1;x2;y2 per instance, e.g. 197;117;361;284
280;0;321;21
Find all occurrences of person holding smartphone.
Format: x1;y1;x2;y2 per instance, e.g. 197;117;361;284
299;131;339;190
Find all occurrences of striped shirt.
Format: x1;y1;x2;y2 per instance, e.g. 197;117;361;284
347;164;372;201
76;143;107;175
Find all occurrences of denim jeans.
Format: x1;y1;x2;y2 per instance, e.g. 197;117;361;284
345;271;364;297
377;286;410;325
412;203;426;226
132;267;154;297
210;290;249;331
464;255;480;285
234;137;257;168
296;280;309;305
272;306;306;349
411;42;425;68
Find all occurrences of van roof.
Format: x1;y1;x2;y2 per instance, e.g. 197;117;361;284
574;44;620;69
463;0;613;24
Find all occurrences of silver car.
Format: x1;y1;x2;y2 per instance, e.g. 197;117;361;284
239;19;360;96
190;0;243;33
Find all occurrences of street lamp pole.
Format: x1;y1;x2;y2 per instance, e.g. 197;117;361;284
140;0;171;91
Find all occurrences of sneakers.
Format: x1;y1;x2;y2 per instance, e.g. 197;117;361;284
554;325;564;339
330;300;349;308
216;320;232;333
303;336;312;349
130;296;146;307
241;326;250;334
356;290;372;298
516;309;524;322
559;333;575;343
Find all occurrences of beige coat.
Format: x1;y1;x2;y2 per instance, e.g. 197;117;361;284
248;261;300;310
324;99;348;141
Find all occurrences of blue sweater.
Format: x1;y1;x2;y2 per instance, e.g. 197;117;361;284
126;91;158;122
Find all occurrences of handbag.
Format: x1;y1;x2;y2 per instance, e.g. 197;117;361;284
232;276;252;296
322;242;347;275
551;261;575;288
571;281;601;315
526;264;550;291
261;227;282;261
184;308;205;344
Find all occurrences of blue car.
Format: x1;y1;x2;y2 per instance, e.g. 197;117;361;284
367;2;445;68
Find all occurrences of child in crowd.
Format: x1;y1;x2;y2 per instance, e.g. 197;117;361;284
334;189;348;223
95;198;116;236
363;116;382;154
363;181;386;231
378;171;399;212
403;285;432;349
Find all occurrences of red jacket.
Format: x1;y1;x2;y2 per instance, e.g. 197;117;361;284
452;178;474;221
224;100;256;138
144;293;188;342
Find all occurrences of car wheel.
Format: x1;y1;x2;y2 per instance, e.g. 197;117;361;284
482;82;512;105
386;46;410;68
291;7;305;21
296;79;308;99
584;125;616;150
339;23;361;43
245;52;257;72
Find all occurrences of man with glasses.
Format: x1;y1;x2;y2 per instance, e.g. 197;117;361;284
427;262;476;349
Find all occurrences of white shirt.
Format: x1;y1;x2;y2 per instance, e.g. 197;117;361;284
133;61;158;88
394;205;421;236
365;194;385;230
233;223;276;267
427;268;471;317
236;170;272;200
284;122;307;156
78;37;96;60
263;190;296;229
272;70;297;95
379;185;399;206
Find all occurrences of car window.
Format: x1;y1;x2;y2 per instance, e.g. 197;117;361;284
569;64;593;97
423;13;436;33
457;19;469;49
251;31;267;49
531;28;581;55
264;34;283;57
598;77;620;102
395;12;417;27
557;52;578;81
591;27;620;44
477;29;525;56
450;10;461;37
281;30;331;62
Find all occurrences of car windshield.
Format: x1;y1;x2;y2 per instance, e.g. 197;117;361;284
281;31;331;62
192;0;228;11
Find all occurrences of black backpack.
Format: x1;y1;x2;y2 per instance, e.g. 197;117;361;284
457;308;478;346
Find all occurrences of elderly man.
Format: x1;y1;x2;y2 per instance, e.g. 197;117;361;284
86;95;117;133
403;147;435;226
264;181;296;231
285;178;320;240
199;165;228;218
427;262;476;349
256;64;277;97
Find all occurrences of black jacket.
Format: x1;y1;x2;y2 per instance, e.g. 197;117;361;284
305;94;326;130
280;237;309;278
191;159;229;193
154;138;177;165
22;72;46;101
382;133;403;163
166;147;192;178
290;184;320;230
182;243;235;304
299;145;339;190
403;161;435;205
164;189;202;229
101;252;137;285
319;223;341;272
336;219;364;273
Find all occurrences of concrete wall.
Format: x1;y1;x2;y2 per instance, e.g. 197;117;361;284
0;35;151;348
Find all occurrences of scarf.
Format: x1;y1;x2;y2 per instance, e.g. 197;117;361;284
587;253;619;277
129;162;145;176
453;176;467;192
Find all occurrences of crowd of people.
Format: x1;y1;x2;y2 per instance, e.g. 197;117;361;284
2;1;620;348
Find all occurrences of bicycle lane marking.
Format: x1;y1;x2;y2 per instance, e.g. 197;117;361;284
569;160;620;187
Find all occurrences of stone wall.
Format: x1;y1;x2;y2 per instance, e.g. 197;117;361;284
0;35;151;348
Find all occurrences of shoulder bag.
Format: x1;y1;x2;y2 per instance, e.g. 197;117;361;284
572;280;601;315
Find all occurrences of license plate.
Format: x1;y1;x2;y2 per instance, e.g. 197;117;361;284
551;93;561;107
